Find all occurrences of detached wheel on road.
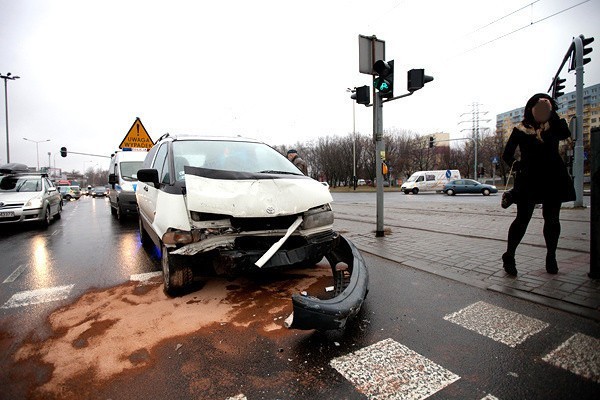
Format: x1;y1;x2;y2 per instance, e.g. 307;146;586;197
412;188;419;195
482;188;491;196
161;243;193;296
446;189;455;196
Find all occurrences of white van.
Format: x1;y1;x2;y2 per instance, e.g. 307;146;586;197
108;149;148;219
401;170;461;194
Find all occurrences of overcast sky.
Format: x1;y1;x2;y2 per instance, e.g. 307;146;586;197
1;0;599;173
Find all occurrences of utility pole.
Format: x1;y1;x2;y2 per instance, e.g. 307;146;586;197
1;72;20;163
459;102;490;179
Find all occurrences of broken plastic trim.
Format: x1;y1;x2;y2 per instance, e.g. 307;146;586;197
285;235;369;331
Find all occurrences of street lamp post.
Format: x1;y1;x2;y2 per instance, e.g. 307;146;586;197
23;138;50;171
1;72;20;163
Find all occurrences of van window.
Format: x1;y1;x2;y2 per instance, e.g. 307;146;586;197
120;161;144;181
416;176;424;182
152;144;169;184
426;174;435;181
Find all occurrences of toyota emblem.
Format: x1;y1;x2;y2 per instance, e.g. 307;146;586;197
266;206;275;215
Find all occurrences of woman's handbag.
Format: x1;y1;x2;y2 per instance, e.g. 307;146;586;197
501;162;517;209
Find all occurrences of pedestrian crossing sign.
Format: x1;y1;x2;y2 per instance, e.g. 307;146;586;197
119;117;154;149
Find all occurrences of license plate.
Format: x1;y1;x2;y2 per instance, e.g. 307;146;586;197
0;211;15;218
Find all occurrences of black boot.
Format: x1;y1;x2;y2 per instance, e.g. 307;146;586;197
502;252;517;276
546;254;559;274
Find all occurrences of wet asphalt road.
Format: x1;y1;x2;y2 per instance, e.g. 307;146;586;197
0;195;598;399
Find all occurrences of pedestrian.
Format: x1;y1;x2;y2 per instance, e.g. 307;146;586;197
287;149;308;175
501;93;575;276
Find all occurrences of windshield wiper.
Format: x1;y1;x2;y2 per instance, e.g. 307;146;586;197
259;170;300;175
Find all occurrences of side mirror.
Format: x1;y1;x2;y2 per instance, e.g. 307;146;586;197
108;173;117;185
137;168;160;188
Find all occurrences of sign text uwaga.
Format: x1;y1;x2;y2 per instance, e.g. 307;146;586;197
119;117;154;149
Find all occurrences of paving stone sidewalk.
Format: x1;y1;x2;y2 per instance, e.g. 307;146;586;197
332;203;599;321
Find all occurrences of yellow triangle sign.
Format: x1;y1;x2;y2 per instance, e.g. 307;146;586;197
119;117;154;149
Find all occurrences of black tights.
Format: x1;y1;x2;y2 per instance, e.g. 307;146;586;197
506;200;562;259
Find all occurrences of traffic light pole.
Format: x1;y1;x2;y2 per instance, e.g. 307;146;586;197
374;91;385;237
573;36;585;208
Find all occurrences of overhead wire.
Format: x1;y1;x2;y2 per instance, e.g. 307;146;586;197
463;0;591;54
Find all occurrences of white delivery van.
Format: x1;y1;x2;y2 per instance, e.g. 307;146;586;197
108;149;148;219
401;170;461;194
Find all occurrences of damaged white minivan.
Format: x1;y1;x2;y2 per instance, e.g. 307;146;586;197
136;134;368;331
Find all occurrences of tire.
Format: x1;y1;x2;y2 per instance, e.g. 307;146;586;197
446;189;455;196
139;215;152;248
482;188;491;196
412;188;419;195
110;205;117;215
40;207;51;229
403;190;410;195
116;204;124;221
64;194;71;201
54;203;62;220
161;243;193;296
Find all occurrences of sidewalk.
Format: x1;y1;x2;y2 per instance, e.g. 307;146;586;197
332;201;599;321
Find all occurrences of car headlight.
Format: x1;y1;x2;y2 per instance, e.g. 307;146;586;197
302;205;334;230
25;196;44;209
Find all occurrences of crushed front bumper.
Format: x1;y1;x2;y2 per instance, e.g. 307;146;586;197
285;235;369;331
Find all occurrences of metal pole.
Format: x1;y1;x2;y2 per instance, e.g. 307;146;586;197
590;127;599;278
35;142;40;171
573;36;585;207
374;91;384;237
353;99;356;190
3;78;8;163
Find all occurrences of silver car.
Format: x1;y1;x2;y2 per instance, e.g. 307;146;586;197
0;164;62;228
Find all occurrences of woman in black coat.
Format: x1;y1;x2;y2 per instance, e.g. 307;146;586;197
501;93;575;276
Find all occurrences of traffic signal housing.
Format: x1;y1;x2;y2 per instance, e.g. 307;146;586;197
373;60;394;98
60;147;67;157
351;85;370;105
581;35;594;65
407;69;434;92
552;76;566;99
429;136;434;148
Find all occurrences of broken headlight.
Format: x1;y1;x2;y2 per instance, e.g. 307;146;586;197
302;204;334;230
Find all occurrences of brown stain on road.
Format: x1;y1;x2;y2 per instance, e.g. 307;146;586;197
5;265;338;399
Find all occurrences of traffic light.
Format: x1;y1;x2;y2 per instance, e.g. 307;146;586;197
382;161;389;175
60;147;67;157
351;85;370;105
552;76;566;99
581;35;594;65
407;69;434;92
373;60;394;98
429;136;434;148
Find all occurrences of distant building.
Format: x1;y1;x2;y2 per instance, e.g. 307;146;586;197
496;83;600;151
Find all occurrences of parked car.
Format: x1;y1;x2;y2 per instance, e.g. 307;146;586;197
443;179;498;196
357;178;366;186
92;186;108;197
0;163;62;227
136;134;368;331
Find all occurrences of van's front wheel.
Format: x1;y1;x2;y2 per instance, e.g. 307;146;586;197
161;244;193;297
412;188;419;195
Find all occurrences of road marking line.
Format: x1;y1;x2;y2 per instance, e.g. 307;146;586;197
3;264;27;284
130;271;162;281
542;333;600;383
330;338;460;400
51;229;60;236
444;301;549;348
0;285;74;309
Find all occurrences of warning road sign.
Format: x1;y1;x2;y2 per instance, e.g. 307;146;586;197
119;118;154;149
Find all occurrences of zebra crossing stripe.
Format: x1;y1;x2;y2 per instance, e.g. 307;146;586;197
330;338;460;400
542;333;600;383
443;301;549;348
0;285;74;309
130;272;162;281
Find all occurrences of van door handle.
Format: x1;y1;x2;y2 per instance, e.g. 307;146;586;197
143;186;148;192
